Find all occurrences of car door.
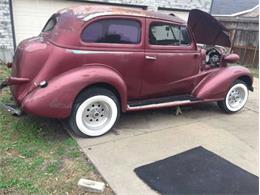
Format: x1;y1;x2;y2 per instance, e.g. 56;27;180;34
141;18;201;99
80;16;145;100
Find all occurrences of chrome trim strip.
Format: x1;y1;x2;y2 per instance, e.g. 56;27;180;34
127;100;191;110
67;49;132;55
67;49;111;54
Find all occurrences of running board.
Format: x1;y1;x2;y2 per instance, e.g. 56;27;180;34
127;95;199;111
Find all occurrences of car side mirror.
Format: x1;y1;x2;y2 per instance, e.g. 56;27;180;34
223;54;240;64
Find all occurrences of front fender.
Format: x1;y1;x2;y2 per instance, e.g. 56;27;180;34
21;65;127;118
192;66;253;100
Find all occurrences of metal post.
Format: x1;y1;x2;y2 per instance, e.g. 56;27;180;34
8;0;16;52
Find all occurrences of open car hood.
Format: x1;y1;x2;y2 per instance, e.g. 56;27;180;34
187;9;231;47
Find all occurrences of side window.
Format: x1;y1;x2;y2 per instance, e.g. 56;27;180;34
149;22;191;46
82;19;141;44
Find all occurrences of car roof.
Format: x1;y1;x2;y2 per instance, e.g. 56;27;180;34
58;5;185;24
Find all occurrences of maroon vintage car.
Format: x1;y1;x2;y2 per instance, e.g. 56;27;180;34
0;6;253;137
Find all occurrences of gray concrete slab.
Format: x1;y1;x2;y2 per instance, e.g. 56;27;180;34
247;78;259;112
73;79;259;195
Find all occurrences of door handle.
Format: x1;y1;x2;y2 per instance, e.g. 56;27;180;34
145;55;157;60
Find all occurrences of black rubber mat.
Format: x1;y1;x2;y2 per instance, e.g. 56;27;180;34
134;146;258;195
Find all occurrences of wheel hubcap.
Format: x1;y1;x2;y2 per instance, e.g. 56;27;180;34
227;85;247;110
82;101;111;130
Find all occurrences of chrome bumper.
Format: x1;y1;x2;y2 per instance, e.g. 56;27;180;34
0;80;22;116
0;101;22;116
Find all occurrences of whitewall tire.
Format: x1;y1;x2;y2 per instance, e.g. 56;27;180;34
218;80;248;113
69;87;120;137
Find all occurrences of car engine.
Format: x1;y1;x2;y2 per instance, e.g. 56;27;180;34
198;44;228;67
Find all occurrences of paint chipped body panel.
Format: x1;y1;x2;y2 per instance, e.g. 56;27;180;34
5;5;253;118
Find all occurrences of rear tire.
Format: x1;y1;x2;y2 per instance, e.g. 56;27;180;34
68;87;120;137
218;80;248;113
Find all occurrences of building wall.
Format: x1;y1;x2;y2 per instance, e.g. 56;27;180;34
12;0;87;45
0;0;13;63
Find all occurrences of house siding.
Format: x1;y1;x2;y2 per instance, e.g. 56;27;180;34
0;0;13;62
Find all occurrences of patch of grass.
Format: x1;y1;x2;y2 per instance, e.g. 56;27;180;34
0;65;112;194
67;150;81;158
63;137;76;146
45;160;60;174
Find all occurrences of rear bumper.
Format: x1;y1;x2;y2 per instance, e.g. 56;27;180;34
0;101;22;116
7;76;30;85
1;78;69;119
0;80;22;116
1;76;31;104
0;76;30;89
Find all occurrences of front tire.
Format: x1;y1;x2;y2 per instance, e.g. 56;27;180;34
69;87;120;137
218;80;248;113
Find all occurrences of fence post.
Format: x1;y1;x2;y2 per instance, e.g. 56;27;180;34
252;40;258;67
230;21;238;54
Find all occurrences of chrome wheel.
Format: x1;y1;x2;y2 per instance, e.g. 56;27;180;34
83;101;111;130
225;83;248;112
75;95;118;136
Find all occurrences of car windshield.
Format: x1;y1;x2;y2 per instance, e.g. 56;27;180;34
42;14;58;32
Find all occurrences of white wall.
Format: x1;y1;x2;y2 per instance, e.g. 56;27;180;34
13;0;87;44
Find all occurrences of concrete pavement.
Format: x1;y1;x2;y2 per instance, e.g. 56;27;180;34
73;79;259;195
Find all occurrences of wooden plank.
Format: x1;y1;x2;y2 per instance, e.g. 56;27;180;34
216;17;259;23
230;28;237;53
225;28;258;32
252;40;259;66
233;45;259;51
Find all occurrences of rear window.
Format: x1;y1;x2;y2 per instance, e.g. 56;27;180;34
81;19;141;44
42;15;58;32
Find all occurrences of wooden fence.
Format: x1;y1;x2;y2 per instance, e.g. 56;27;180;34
216;16;259;68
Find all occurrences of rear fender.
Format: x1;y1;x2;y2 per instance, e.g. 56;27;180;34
21;65;127;118
192;66;253;100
